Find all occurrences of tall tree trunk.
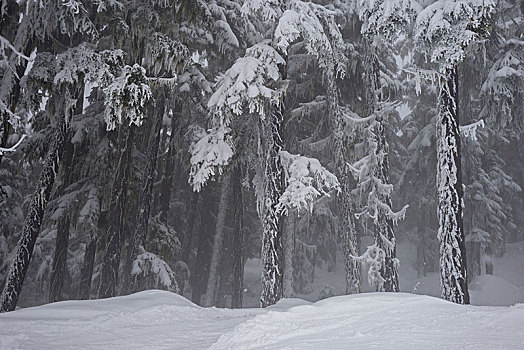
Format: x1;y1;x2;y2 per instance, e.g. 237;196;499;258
364;43;399;292
48;215;70;303
436;67;470;304
230;165;244;309
78;228;97;300
122;94;165;294
190;189;214;305
260;107;285;308
98;126;134;299
48;103;78;302
485;246;493;275
328;67;361;294
157;100;182;222
204;173;230;307
181;192;200;264
282;212;295;298
373;118;400;292
0;120;67;312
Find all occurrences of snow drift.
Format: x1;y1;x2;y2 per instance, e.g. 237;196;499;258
1;290;523;349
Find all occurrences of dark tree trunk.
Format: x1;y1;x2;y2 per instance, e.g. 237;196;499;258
78;229;97;300
417;222;428;278
230;164;244;309
485;246;493;275
48;215;70;303
282;213;295;298
98;126;134;299
122;94;165;294
0;120;67;312
327;66;360;295
181;192;200;264
205;173;230;306
436;67;470;304
157;100;182;222
467;242;481;281
190;189;214;305
48;119;77;303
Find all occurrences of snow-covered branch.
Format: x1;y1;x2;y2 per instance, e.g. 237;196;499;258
131;247;179;293
0;135;26;156
103;64;152;131
189;126;234;192
277;151;340;215
0;35;32;62
274;1;347;76
207;42;285;125
357;0;413;39
414;0;495;72
460;119;484;140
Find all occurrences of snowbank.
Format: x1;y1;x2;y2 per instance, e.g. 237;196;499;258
1;290;523;349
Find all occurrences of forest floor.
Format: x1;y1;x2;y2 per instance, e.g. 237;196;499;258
1;290;524;349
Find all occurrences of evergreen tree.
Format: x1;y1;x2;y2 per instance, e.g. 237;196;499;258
414;0;495;304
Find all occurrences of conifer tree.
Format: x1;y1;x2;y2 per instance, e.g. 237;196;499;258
414;0;495;304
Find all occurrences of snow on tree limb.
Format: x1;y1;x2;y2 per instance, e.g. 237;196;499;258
190;43;286;192
54;44;124;86
103;64;152;131
357;0;414;39
414;0;495;72
241;0;283;21
189;125;234;192
131;246;180;293
460;119;484;140
0;35;32;63
207;42;285;124
0;99;23;129
274;1;347;77
0;135;26;156
144;33;189;76
277;151;340;215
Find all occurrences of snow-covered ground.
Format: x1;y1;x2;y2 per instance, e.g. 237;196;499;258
1;290;524;349
2;241;523;349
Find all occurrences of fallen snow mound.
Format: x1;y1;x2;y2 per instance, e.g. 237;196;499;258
1;290;524;349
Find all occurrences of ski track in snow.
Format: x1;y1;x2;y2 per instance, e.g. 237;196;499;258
1;290;524;350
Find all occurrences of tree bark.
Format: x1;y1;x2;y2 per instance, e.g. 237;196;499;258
98;126;134;299
48;215;70;303
0;120;67;312
78;228;97;300
436;67;470;304
282;212;295;298
48;118;77;303
181;192;200;264
122;94;165;294
363;43;399;292
327;65;361;295
373;118;400;292
157;100;182;222
230;165;244;309
260;106;285;308
190;189;214;305
204;173;230;307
